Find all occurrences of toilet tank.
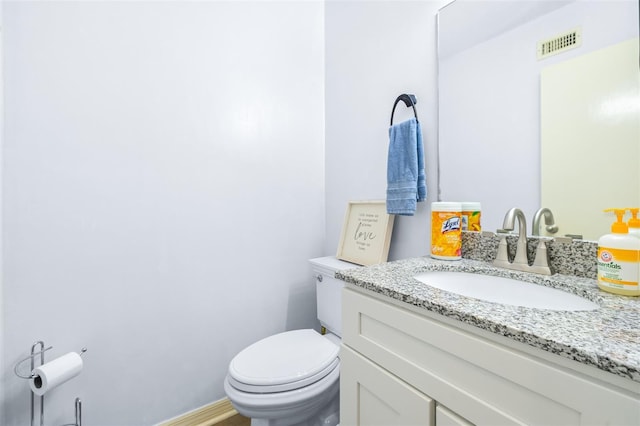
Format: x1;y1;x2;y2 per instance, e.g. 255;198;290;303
309;256;359;337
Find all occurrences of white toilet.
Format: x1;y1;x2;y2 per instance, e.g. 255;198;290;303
224;256;354;426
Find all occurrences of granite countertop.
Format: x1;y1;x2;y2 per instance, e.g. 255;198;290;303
336;257;640;383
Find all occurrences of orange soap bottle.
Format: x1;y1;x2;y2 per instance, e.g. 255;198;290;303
597;208;640;296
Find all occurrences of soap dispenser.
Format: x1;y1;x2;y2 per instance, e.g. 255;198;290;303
627;208;640;238
597;208;640;296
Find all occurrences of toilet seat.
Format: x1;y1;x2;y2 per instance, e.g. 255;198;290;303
223;364;340;423
228;329;340;393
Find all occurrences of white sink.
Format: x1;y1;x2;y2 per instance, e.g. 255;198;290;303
414;271;599;311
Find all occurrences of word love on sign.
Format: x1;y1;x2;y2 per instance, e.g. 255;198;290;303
337;201;395;266
353;214;378;247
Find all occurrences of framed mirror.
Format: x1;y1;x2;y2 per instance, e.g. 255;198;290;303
437;0;639;241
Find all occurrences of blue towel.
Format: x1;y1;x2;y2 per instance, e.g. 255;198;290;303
386;118;427;215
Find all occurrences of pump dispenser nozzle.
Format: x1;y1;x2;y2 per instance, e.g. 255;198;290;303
604;208;629;234
627;207;640;236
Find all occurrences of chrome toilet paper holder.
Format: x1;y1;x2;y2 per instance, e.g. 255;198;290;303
14;341;86;426
14;344;86;379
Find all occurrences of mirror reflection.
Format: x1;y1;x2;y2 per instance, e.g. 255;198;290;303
437;0;639;241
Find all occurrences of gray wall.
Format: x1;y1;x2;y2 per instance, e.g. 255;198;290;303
2;2;324;424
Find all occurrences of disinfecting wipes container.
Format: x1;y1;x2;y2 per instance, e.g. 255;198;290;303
461;202;481;232
431;202;462;260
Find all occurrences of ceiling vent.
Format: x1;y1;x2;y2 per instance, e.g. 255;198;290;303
537;28;582;60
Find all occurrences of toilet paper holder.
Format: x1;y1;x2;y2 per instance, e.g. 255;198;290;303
14;343;86;380
14;341;86;426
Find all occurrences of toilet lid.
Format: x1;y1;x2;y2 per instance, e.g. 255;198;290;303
228;329;340;392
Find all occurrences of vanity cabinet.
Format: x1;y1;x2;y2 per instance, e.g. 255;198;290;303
340;287;640;426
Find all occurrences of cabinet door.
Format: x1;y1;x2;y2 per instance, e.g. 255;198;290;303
341;345;435;426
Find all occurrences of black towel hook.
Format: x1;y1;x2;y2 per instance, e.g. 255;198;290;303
390;94;418;126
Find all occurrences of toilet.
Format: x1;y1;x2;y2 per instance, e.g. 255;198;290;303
224;256;355;426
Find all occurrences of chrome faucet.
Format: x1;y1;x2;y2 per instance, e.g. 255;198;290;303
532;207;559;236
494;208;552;275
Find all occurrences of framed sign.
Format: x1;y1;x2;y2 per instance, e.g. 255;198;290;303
336;201;395;266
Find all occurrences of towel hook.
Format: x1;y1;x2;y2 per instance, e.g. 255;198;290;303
390;94;418;126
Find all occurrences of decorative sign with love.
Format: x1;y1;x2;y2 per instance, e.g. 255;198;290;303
337;201;395;266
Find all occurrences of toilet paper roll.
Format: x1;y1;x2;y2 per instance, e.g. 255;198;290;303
30;352;83;396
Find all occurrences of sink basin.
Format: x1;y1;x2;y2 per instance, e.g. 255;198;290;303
414;271;598;311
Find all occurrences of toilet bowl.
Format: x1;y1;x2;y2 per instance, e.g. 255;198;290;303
224;257;355;426
224;329;340;426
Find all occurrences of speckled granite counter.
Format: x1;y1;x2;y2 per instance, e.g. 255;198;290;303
336;257;640;384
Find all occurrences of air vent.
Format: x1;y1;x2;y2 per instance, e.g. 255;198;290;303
537;28;582;60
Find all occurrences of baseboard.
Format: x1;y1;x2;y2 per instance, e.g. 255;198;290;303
160;397;239;426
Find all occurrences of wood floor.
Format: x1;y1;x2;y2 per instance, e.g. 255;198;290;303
160;398;251;426
216;414;251;426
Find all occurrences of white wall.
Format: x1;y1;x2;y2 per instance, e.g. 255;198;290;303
2;1;324;425
325;0;448;261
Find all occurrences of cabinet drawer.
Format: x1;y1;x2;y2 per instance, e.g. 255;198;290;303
342;287;640;425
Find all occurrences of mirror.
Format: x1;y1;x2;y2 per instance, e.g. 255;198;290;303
437;0;639;241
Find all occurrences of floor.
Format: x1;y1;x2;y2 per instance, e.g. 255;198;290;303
218;413;251;426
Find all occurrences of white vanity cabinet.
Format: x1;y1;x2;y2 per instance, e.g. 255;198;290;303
340;287;640;426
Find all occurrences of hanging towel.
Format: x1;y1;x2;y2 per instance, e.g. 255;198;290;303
386;118;427;215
